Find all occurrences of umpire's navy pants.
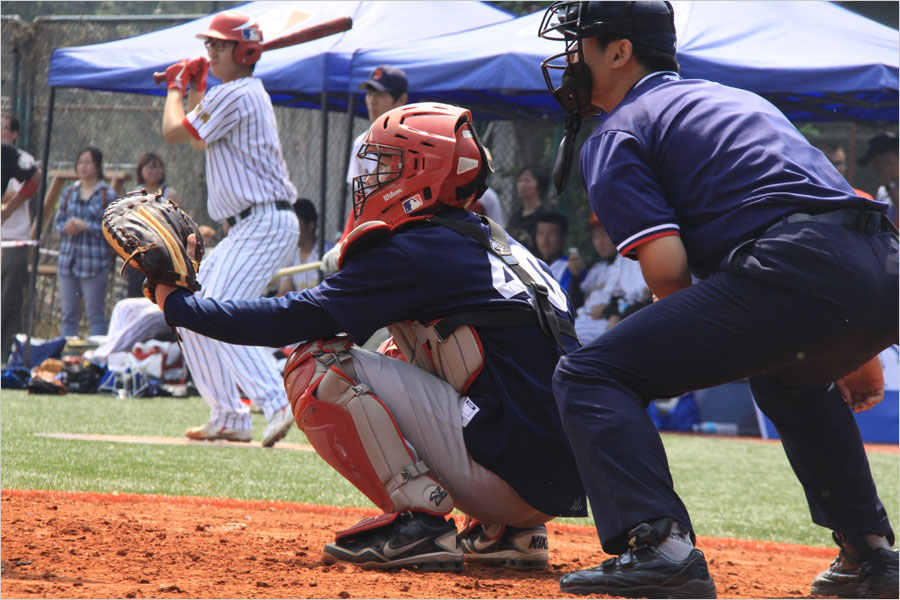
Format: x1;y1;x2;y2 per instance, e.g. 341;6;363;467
553;222;898;554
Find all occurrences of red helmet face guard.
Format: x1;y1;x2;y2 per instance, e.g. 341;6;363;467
352;144;405;220
350;103;493;231
196;11;264;66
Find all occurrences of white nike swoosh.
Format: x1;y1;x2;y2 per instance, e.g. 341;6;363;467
469;536;496;552
382;537;427;559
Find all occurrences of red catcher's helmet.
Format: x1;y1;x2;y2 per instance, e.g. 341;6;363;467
351;103;493;231
196;11;264;66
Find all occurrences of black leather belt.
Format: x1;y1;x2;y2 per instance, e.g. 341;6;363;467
226;200;292;227
764;209;896;236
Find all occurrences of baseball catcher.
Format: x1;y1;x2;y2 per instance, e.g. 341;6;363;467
102;190;205;303
152;103;586;572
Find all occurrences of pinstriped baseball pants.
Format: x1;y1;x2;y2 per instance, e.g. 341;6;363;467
178;204;299;430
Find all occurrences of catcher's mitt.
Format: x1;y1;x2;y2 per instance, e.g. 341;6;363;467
102;190;205;303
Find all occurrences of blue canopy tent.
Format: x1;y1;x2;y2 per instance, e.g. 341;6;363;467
350;1;899;124
47;0;513;107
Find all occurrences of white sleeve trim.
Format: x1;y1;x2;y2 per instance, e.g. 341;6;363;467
616;223;680;252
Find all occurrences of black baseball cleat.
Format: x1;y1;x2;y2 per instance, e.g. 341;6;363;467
559;520;717;599
811;532;899;599
322;510;463;572
460;519;550;570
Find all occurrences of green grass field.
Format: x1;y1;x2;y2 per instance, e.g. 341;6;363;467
1;390;897;548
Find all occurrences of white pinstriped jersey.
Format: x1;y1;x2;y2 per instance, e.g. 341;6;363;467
185;77;297;221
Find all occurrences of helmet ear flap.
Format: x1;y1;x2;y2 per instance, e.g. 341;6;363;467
453;121;494;204
233;42;262;66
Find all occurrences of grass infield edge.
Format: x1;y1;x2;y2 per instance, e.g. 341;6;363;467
1;487;836;557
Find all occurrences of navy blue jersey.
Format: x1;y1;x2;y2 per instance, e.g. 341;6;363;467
165;209;586;517
580;73;887;279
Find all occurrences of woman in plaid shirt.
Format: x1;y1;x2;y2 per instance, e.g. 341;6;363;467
55;147;114;337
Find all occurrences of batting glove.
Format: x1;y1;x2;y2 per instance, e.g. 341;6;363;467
186;57;209;93
321;241;343;275
164;59;190;94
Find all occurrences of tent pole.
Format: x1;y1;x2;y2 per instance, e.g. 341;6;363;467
318;92;329;262
24;86;56;368
339;91;356;229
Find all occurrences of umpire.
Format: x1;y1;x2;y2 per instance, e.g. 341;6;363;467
540;2;899;598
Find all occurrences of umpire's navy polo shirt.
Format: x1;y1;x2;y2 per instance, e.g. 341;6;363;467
580;72;886;279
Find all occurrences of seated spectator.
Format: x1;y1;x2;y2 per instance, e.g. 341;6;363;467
535;211;586;308
819;142;874;200
507;165;550;252
276;198;334;295
857;133;898;227
86;297;172;362
574;216;651;344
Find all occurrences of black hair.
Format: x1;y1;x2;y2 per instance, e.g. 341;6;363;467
136;152;165;186
76;146;104;180
536;210;569;235
598;37;680;73
518;165;550;197
293;198;317;225
3;113;20;133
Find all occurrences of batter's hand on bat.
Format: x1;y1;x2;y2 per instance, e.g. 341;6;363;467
164;59;190;94
835;355;884;413
186;57;209;93
155;233;201;312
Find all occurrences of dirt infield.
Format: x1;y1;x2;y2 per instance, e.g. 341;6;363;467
1;489;839;599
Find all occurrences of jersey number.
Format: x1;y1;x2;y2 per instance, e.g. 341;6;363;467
487;246;569;312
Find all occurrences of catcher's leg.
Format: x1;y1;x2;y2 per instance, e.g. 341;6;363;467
284;338;551;571
285;337;458;571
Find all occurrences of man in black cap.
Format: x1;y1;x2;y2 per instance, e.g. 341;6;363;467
322;66;409;274
859;132;898;227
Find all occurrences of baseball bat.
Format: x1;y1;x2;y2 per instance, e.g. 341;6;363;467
154;16;353;84
270;261;323;282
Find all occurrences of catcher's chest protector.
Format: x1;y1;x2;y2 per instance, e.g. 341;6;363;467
386;321;485;394
283;338;453;516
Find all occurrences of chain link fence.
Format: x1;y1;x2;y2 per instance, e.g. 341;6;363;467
2;12;895;341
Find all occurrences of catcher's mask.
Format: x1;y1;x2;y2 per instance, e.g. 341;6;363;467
196;11;263;66
539;1;676;192
351;103;494;230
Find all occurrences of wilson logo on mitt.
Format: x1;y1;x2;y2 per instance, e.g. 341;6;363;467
102;190;205;303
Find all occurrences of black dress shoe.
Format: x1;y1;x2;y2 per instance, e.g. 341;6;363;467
560;520;716;599
812;532;899;599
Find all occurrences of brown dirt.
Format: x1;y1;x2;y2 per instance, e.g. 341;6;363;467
1;489;840;599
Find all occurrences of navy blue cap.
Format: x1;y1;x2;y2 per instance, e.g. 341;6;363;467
359;65;408;95
580;1;676;56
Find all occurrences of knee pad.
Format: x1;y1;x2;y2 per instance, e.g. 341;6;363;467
283;337;453;516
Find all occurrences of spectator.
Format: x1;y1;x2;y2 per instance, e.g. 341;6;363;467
1;114;41;364
134;152;181;206
573;216;651;343
55;147;115;337
820;142;874;200
534;211;586;308
507;165;550;251
125;152;183;297
858;132;899;227
276;198;334;295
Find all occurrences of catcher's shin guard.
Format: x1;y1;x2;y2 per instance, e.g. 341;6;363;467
284;337;453;516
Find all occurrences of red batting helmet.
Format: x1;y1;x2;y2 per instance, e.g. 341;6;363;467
351;103;493;231
196;11;264;66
